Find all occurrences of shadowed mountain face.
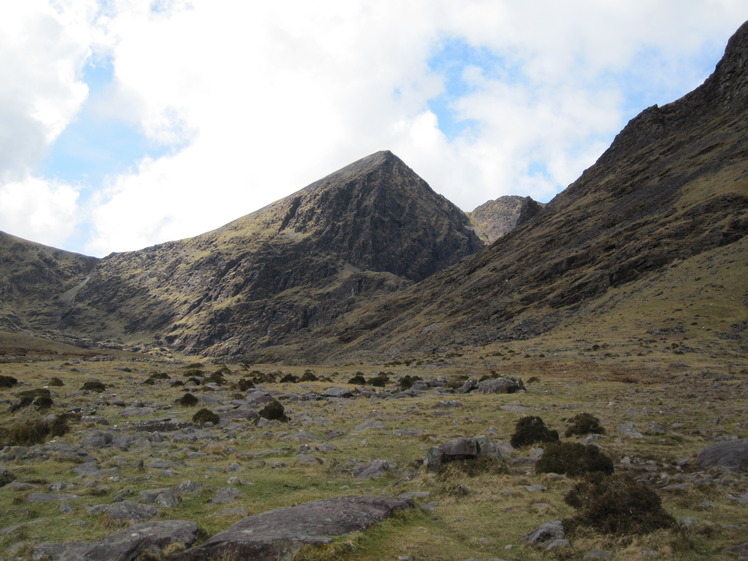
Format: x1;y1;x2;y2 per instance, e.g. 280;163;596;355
52;151;483;356
302;21;747;361
469;196;545;243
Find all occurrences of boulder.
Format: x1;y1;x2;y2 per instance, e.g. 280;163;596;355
478;377;525;394
354;460;391;479
172;495;413;561
322;387;354;398
425;436;501;472
33;520;198;561
520;519;565;547
696;439;748;471
88;500;158;522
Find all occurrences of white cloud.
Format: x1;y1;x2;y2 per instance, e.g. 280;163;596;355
0;176;80;246
1;0;745;256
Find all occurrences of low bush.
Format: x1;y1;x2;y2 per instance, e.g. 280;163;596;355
565;473;675;535
177;393;199;407
0;375;18;388
206;372;226;385
48;377;64;386
81;380;106;392
565;413;606;437
535;442;614;476
237;378;255;391
280;373;299;383
10;388;52;412
259;400;288;422
192;408;220;425
368;373;389;387
510;416;559;448
300;371;318;382
348;374;366;385
398;375;422;390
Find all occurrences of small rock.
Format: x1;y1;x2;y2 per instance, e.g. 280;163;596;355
354;459;391;479
583;549;613;560
520;519;564;546
210;487;244;504
88;500;158;522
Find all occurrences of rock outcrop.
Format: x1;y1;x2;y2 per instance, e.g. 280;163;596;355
470;195;544;243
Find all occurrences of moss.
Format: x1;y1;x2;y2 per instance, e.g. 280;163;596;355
192;408;220;425
259;400;288;422
565;473;676;535
510;416;559;448
177;393;199;407
565;413;606;437
535;442;613;476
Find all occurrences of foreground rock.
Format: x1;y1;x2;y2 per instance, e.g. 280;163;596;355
173;495;414;561
695;439;748;471
33;520;199;561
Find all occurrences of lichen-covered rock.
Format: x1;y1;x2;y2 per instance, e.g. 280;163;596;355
88;500;158;522
173;495;413;561
425;436;501;472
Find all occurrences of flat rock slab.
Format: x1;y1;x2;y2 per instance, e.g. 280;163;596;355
696;438;748;471
33;520;198;561
173;495;413;561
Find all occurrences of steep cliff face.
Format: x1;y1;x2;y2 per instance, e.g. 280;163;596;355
469;196;545;243
309;21;747;360
58;151;483;356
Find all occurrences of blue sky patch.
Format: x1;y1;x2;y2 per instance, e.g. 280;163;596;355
40;56;170;196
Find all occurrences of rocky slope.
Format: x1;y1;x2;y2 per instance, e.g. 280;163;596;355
469;196;544;243
304;21;747;361
56;151;483;356
0;232;98;334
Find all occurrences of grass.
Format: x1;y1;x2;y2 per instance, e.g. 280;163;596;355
0;344;745;560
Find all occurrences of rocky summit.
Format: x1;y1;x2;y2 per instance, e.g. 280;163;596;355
469;195;545;244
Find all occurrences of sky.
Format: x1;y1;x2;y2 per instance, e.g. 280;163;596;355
0;1;745;257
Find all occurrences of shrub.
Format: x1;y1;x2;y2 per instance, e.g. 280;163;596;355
280;374;299;383
510;416;559;448
177;393;199;407
192;408;220;425
81;380;106;392
237;378;255;391
144;372;170;385
259;400;288;422
183;369;204;378
206;372;226;385
565;473;675;535
48;377;64;387
445;375;469;390
33;396;54;410
11;388;52;412
565;413;606;437
0;375;18;388
527;376;540;384
398;375;422;390
536;442;614;476
300;371;318;382
368;373;389;387
348;374;366;385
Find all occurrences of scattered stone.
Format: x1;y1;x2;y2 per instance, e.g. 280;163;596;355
520;519;564;547
353;419;386;431
393;429;425;438
617;423;644;438
433;400;462;408
695;438;748;471
175;480;205;495
26;493;80;502
524;485;546;493
88;500;158;522
354;460;392;479
478;377;525;394
172;495;413;561
322;387;354;398
583;549;613;560
211;487;245;504
34;520;199;561
0;467;15;488
723;542;748;560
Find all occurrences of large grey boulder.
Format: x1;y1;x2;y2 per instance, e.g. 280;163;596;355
477;376;525;394
696;438;748;471
520;519;565;547
425;436;501;472
33;520;198;561
173;495;413;561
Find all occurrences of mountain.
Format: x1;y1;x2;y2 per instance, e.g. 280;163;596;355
0;232;98;334
53;151;483;356
300;21;747;362
469;196;545;243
